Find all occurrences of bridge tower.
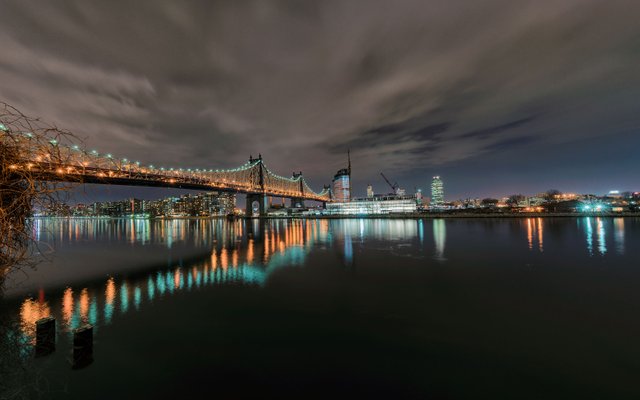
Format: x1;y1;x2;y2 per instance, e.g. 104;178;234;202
291;171;305;208
245;154;269;217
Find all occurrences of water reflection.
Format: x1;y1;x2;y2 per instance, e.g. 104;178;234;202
19;297;51;344
596;218;607;255
614;218;625;255
433;219;446;260
11;216;635;348
581;217;613;256
525;218;544;252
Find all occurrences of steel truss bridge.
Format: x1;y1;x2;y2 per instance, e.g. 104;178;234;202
2;129;332;214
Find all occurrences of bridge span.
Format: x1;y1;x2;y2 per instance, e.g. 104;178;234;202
1;126;332;215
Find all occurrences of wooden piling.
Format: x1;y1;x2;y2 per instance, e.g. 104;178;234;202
35;316;56;356
72;324;93;369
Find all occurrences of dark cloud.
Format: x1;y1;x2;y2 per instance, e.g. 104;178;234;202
1;0;639;197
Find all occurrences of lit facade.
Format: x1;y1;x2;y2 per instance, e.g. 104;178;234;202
367;184;374;198
325;196;417;215
431;176;444;207
332;168;351;202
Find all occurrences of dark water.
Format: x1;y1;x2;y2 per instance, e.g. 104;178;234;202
2;217;640;399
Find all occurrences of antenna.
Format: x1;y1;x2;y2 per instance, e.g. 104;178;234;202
347;149;351;176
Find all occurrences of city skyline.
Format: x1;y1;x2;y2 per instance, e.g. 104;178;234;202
1;1;639;200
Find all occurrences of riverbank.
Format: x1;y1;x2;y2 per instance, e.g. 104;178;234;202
32;212;640;220
303;212;640;219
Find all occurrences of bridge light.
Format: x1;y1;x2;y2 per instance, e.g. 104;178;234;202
49;139;58;146
106;153;112;158
122;158;128;162
91;150;98;155
0;123;7;131
24;132;33;138
135;161;140;166
72;144;79;150
149;165;154;168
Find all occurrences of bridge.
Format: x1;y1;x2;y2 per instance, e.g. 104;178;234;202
1;120;332;216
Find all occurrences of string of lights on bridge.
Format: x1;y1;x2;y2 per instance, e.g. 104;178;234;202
1;124;331;201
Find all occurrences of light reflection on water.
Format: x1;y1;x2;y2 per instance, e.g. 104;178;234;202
9;217;635;347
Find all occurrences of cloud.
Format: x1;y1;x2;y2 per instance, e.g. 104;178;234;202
0;0;639;193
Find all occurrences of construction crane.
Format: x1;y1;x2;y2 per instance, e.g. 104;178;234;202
380;173;399;194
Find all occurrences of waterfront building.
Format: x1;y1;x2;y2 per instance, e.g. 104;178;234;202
325;195;417;215
53;192;236;218
367;184;374;198
415;189;423;204
431;176;444;208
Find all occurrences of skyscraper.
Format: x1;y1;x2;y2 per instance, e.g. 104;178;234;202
332;150;351;202
431;176;444;207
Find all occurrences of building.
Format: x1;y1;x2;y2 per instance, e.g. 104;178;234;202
415;189;423;205
332;150;351;202
325;195;417;215
366;184;374;198
431;176;444;208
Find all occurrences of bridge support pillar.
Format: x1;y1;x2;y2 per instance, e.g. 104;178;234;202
246;193;269;217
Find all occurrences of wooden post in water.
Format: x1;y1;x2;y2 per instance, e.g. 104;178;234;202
35;316;56;356
72;324;93;369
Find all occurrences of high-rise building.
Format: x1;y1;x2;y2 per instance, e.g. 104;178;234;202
431;176;444;207
332;150;351;202
367;184;374;198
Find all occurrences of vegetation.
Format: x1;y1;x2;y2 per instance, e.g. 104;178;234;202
0;102;74;288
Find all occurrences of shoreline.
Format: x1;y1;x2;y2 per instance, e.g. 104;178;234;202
31;212;640;220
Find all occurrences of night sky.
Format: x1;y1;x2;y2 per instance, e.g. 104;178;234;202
1;1;639;201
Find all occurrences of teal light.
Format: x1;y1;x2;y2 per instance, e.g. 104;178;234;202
147;277;155;301
0;123;7;131
134;287;142;310
120;282;129;313
49;139;58;146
